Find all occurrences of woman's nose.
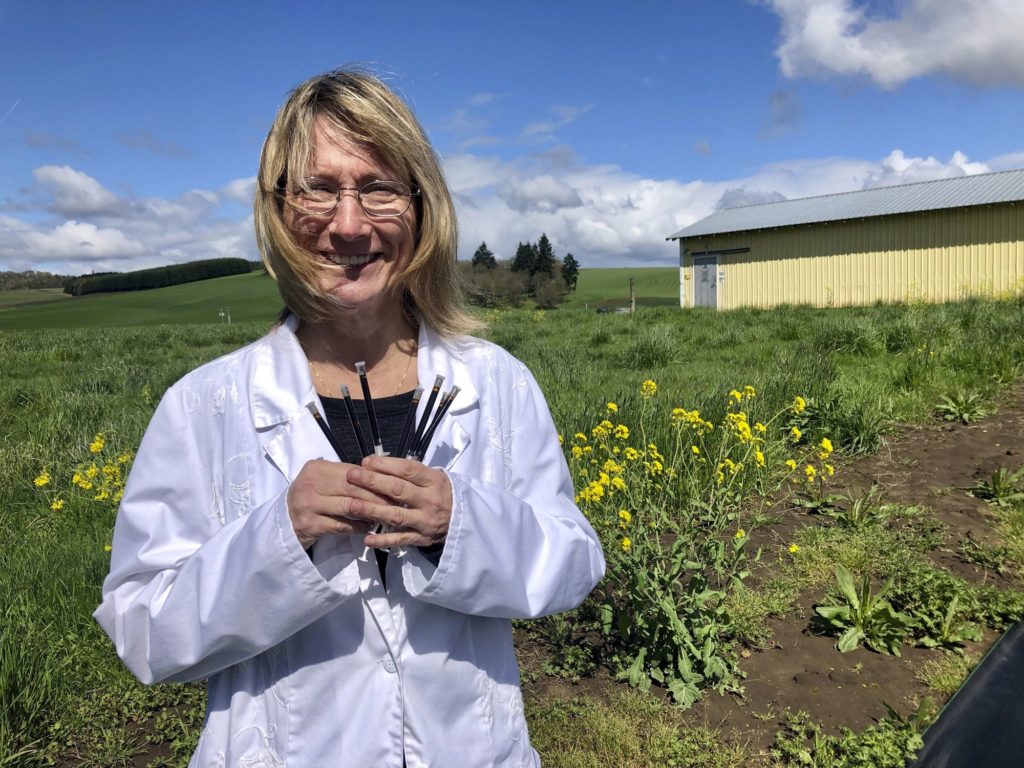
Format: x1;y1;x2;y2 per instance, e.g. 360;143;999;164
327;191;369;238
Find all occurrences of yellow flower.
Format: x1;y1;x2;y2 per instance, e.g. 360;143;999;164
613;424;630;440
691;445;700;456
754;422;766;434
571;446;583;459
804;464;817;482
754;449;765;467
607;402;618;413
620;537;632;552
818;437;834;460
611;477;626;491
785;459;797;471
89;434;105;454
624;447;640;461
823;463;835;477
640;380;657;399
743;385;756;399
729;389;743;404
790;426;802;442
578;480;606;503
558;434;564;445
574;432;587;442
50;499;64;511
735;528;746;539
104;544;113;553
792;395;807;415
788;543;800;554
618;509;632;526
34;471;50;487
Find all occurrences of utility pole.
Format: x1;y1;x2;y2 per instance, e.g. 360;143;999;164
629;277;636;314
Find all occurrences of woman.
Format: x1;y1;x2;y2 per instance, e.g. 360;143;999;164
94;68;605;767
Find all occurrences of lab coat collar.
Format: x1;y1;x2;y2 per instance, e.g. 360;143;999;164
250;314;479;474
417;321;480;416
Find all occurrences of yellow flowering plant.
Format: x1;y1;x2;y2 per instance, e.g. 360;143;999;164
34;432;133;517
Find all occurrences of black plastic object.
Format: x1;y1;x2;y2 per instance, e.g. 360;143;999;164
910;620;1024;767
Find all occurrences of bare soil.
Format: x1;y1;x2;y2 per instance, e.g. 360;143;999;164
523;381;1024;761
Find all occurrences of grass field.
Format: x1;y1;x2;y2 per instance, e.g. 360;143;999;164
3;275;1024;766
0;266;679;330
0;288;69;310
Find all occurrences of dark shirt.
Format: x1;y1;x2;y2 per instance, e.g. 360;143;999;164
318;390;443;587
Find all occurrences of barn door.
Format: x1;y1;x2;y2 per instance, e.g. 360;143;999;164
693;256;718;308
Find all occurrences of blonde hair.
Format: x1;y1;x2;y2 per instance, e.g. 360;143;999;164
254;68;480;336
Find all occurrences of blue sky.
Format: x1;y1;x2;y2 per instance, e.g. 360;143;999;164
2;0;1023;274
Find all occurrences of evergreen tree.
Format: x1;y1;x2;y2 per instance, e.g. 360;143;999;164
532;233;556;278
511;242;535;274
471;242;497;270
562;253;579;291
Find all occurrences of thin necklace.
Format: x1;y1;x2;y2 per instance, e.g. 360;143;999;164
305;337;417;397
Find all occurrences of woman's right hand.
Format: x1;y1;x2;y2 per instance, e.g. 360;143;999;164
287;460;388;549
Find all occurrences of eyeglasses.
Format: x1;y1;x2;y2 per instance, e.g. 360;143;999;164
284;178;419;219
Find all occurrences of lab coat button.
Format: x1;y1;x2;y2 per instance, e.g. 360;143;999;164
382;656;397;674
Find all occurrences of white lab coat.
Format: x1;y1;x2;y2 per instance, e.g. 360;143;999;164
94;315;605;768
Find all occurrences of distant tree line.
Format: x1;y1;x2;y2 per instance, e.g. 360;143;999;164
63;258;253;296
0;270;67;291
462;234;580;309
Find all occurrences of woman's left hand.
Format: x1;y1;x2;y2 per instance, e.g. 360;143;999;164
345;456;452;549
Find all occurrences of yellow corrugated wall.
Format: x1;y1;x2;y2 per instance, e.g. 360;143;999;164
679;202;1024;309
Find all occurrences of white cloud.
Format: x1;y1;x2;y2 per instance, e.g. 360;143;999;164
768;0;1024;88
0;165;259;274
716;188;788;209
34;165;120;216
18;220;145;260
496;175;583;213
1;149;1017;275
862;149;989;187
521;104;592;143
448;148;1006;267
222;177;257;204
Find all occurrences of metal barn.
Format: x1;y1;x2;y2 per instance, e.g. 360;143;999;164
668;170;1024;310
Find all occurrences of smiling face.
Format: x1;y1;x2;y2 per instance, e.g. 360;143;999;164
284;117;417;320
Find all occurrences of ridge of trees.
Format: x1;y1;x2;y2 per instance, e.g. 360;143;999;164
62;258;254;296
463;234;579;309
0;270;68;291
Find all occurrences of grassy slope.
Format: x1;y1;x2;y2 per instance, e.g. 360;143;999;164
0;267;679;330
0;272;281;330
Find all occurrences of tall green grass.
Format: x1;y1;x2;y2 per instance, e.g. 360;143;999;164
3;295;1024;764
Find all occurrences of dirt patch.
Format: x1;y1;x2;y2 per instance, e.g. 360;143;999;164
683;381;1024;756
521;382;1024;760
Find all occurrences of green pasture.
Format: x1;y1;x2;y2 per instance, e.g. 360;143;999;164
0;272;281;330
4;285;1024;765
0;288;69;310
560;266;678;309
0;267;679;330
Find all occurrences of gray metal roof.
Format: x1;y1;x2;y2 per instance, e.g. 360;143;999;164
668;168;1024;240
